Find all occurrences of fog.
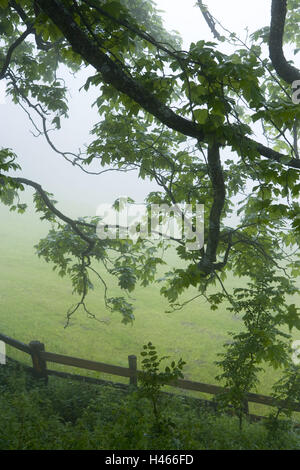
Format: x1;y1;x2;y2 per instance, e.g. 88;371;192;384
0;0;277;220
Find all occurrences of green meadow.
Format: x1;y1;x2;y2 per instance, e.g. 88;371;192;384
0;202;299;417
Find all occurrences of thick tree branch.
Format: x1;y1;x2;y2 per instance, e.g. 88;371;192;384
36;0;300;171
269;0;300;84
243;136;300;169
198;141;226;275
36;0;204;140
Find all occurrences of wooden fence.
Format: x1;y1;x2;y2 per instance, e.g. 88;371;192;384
1;331;300;421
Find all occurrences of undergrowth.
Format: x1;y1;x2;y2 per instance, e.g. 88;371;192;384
0;360;299;450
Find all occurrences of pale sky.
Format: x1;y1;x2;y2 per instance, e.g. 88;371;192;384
0;1;276;217
156;0;272;49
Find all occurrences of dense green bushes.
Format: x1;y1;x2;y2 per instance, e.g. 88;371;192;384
0;361;299;450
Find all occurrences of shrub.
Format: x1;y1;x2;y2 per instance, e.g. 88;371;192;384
0;360;299;450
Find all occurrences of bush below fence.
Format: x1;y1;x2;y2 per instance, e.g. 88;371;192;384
1;331;300;424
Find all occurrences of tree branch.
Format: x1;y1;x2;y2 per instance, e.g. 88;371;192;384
36;0;300;170
9;0;62;51
0;25;34;80
196;0;222;40
10;176;95;248
36;0;204;140
198;141;226;275
269;0;300;84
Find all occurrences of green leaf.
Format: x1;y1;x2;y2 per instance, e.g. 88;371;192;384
194;108;208;124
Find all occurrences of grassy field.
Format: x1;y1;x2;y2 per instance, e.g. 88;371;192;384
0;202;299;417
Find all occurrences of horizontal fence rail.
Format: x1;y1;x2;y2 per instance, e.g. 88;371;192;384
1;331;300;415
0;332;31;354
41;351;135;378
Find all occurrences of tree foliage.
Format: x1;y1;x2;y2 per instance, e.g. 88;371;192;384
0;0;300;410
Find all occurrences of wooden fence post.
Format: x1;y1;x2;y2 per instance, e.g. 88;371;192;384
243;399;249;416
128;355;137;386
29;341;48;384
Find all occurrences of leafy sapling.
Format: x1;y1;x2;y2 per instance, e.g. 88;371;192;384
138;342;186;433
